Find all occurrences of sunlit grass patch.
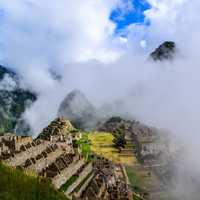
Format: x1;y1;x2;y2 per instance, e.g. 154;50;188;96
88;132;136;165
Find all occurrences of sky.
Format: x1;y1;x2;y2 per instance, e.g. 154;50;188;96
110;0;150;31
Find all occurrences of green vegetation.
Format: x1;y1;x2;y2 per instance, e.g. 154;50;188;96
113;129;126;151
0;163;68;200
0;89;36;134
74;172;93;193
88;132;137;165
0;65;36;134
126;166;140;187
76;133;91;161
59;175;78;192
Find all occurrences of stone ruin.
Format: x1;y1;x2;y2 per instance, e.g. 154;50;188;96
129;123;172;165
37;117;75;141
0;133;33;159
0;118;132;200
77;156;132;200
99;117;170;164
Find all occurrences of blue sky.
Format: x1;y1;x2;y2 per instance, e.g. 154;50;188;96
110;0;150;31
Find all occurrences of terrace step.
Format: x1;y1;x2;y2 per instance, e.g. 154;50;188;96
65;162;93;196
26;148;64;173
52;158;85;189
4;141;49;167
73;173;94;198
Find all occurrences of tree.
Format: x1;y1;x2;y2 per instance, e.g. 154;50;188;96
113;130;126;152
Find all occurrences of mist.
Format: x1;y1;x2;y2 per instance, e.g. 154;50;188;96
1;0;200;199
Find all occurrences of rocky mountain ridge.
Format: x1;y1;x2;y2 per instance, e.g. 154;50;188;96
150;41;176;61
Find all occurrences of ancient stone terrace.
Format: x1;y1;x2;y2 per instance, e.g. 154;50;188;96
65;162;93;196
0;118;134;200
78;157;132;200
19;143;64;173
81;173;108;200
0;133;33;155
38;117;75;141
129;122;168;163
52;155;85;189
4;139;50;167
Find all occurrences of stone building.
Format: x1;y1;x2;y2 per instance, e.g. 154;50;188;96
0;133;33;155
131;123;169;163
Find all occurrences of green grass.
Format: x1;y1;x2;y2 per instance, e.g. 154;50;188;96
88;132;137;165
0;163;68;200
77;133;91;160
59;175;78;192
74;172;93;193
126;166;140;187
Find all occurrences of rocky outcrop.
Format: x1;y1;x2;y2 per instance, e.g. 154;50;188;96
150;41;176;61
58;90;97;129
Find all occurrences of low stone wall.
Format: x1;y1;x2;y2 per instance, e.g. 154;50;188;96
5;141;49;167
65;163;93;195
26;148;64;173
52;158;85;189
74;173;94;198
15;137;33;151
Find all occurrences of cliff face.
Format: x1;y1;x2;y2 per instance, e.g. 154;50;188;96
58;90;97;129
0;65;36;134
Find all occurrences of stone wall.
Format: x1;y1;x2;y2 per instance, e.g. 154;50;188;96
5;141;49;166
65;163;93;196
26;148;64;173
52;158;85;189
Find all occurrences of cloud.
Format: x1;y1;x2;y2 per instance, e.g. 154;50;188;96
0;74;17;91
0;0;130;133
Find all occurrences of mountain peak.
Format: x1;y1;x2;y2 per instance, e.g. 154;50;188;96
58;90;97;129
150;41;176;61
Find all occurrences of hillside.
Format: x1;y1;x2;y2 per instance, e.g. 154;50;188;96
0;163;68;200
58;90;97;129
0;65;36;134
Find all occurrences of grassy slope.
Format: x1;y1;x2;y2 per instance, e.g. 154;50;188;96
0;163;68;200
88;132;137;165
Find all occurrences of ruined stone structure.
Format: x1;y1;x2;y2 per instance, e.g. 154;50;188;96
0;118;132;200
99;117;168;163
38;117;75;141
0;133;33;158
130;123;173;165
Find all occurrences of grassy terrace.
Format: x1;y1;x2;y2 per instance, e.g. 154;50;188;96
88;132;137;165
59;175;78;192
0;163;68;200
73;171;93;193
126;166;140;187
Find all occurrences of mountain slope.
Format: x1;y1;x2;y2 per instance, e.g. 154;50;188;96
58;90;97;129
0;65;36;134
0;163;68;200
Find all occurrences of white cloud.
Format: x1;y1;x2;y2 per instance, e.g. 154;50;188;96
0;0;123;67
0;74;17;91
